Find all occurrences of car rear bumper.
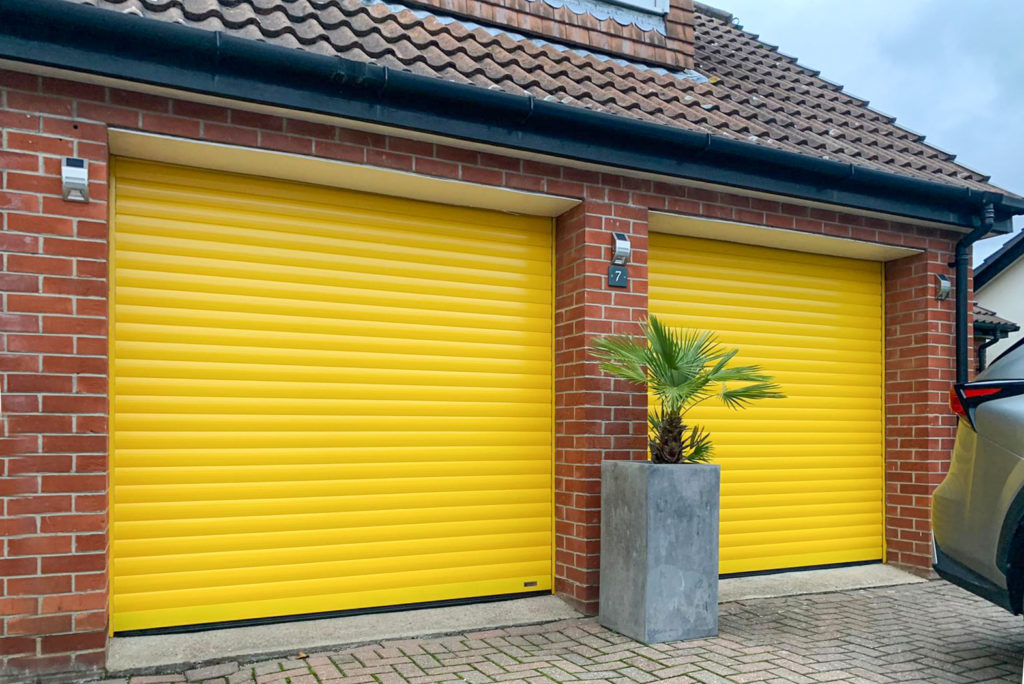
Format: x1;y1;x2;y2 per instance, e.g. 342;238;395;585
933;541;1014;612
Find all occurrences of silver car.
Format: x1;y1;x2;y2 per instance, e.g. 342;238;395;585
933;339;1024;612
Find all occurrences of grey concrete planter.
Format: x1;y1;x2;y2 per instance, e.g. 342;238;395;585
599;460;720;644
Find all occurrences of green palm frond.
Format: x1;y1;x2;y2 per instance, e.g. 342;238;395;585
591;334;647;386
648;405;663;434
644;319;721;413
685;425;713;463
704;347;738;378
644;315;684;374
706;363;775;385
589;314;784;463
719;381;786;410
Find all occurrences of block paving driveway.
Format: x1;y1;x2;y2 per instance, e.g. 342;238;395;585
95;582;1022;684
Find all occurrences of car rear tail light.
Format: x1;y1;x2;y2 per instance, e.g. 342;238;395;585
950;381;1024;429
949;387;968;421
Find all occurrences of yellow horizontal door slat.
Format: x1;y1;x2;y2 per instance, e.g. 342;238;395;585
649;233;884;575
110;159;553;632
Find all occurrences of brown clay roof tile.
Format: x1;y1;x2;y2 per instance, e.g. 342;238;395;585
64;0;1001;191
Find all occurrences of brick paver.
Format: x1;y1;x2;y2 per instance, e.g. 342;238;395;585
93;582;1022;684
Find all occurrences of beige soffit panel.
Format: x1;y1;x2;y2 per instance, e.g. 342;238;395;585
107;129;579;218
649;212;922;262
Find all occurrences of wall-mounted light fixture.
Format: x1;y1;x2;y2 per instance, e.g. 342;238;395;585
935;274;952;301
611;233;631;265
61;157;89;202
609;232;631;288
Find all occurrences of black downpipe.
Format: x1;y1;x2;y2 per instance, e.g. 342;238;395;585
977;334;1001;372
956;202;995;384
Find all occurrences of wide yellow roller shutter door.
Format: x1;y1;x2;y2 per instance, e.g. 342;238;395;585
110;159;553;632
649;232;884;575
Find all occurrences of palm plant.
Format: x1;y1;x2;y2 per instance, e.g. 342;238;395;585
591;315;784;464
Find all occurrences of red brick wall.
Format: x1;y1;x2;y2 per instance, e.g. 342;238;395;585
1;70;111;676
553;200;649;613
884;250;958;572
0;66;964;675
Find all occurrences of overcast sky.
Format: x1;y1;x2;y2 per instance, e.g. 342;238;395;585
715;0;1024;263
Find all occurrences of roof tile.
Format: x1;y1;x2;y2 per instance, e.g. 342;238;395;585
66;0;1003;192
975;303;1019;331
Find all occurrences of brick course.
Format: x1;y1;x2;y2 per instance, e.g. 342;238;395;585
553;201;649;612
1;67;965;676
884;251;959;570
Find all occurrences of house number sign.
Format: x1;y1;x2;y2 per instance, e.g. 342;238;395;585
608;264;629;288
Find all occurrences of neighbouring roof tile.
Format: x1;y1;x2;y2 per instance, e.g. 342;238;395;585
974;303;1019;331
65;0;1002;192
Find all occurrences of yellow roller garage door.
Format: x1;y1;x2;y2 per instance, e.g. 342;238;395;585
649;232;884;575
110;159;553;633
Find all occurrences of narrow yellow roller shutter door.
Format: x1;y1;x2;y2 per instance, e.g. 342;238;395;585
649;232;884;575
110;159;553;632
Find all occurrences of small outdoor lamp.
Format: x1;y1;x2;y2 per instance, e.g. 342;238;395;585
61;157;89;202
608;232;631;288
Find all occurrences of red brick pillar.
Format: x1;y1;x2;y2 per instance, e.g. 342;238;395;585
883;242;958;573
553;198;649;614
1;71;110;676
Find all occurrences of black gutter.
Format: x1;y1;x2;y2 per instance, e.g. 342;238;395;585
956;203;995;383
2;0;1024;232
978;333;1010;372
974;316;1020;372
974;320;1021;334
